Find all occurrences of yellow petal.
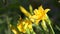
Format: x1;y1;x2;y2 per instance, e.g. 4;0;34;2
28;23;32;31
20;6;31;18
35;19;40;25
42;14;47;20
34;9;38;15
12;29;17;34
38;5;44;12
44;9;50;13
17;23;26;33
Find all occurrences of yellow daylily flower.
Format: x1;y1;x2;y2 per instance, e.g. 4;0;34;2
17;17;32;33
31;5;50;25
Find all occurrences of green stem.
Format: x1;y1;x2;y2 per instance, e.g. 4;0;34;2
45;15;55;34
47;19;55;34
50;24;55;34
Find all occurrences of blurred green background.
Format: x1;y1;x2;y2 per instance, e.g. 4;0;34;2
0;0;60;34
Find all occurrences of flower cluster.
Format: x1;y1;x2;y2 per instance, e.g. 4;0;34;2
10;5;55;34
20;5;50;25
17;5;50;33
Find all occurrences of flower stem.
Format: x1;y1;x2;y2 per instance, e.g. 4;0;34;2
50;24;55;34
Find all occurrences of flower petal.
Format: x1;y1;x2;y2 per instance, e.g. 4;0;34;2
38;5;44;12
44;9;50;13
20;6;31;18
